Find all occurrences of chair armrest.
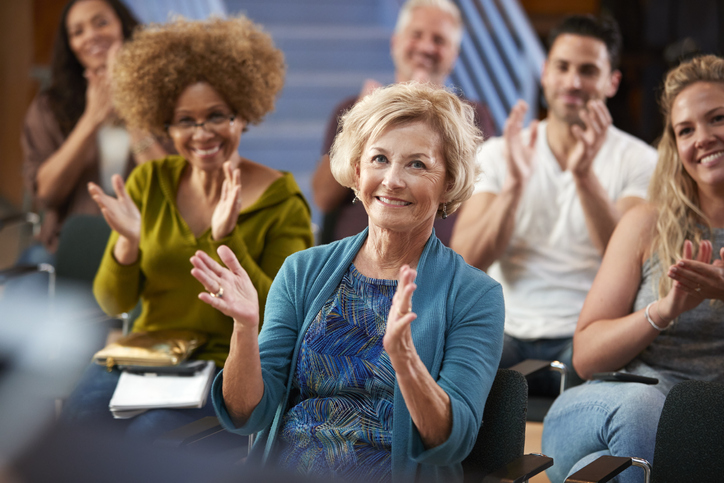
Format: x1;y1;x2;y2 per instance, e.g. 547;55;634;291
510;359;568;395
0;212;40;233
565;455;651;483
155;416;223;448
481;453;554;483
155;416;253;458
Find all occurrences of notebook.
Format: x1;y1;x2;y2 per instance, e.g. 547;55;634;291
109;360;215;419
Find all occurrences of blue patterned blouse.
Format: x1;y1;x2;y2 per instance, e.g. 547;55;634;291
277;264;396;481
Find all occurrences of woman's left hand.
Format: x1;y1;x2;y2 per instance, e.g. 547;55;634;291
384;265;419;359
190;245;259;330
667;240;724;302
211;161;242;240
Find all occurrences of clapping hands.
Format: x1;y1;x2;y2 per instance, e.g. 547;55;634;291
191;246;260;331
88;174;140;242
502;100;538;189
384;265;419;359
567;99;612;177
655;240;724;322
211;161;243;241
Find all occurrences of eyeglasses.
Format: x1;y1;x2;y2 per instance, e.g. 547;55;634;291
166;114;236;136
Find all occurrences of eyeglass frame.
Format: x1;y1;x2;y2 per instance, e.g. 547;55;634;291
165;114;237;135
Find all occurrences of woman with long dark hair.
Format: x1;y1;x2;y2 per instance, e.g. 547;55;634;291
21;0;165;260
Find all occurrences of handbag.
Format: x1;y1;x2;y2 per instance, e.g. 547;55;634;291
93;329;207;370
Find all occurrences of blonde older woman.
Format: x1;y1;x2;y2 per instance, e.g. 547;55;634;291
191;83;504;482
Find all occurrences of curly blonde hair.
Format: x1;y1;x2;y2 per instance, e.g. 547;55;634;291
650;54;724;297
330;82;483;217
112;16;284;136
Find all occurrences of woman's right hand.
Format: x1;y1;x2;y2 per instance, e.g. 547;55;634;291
88;174;141;242
190;245;260;331
658;240;714;321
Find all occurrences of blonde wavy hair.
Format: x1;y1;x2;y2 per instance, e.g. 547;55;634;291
650;54;724;297
112;16;284;136
329;82;483;217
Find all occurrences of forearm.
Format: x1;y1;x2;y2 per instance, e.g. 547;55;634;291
222;324;265;427
573;306;669;379
36;115;99;207
392;352;452;449
311;154;350;212
574;172;620;255
93;235;142;316
450;186;522;271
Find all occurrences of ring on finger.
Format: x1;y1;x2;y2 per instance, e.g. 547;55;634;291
210;286;224;298
695;286;702;292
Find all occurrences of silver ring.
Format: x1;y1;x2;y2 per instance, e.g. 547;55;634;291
695;286;702;292
211;286;224;298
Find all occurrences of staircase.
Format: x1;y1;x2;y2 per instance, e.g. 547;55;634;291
225;0;397;229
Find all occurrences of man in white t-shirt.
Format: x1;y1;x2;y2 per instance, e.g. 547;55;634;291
451;15;657;389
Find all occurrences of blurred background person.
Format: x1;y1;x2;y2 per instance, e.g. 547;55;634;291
542;54;724;483
20;0;167;266
60;15;313;439
191;83;504;482
311;0;496;246
451;15;658;395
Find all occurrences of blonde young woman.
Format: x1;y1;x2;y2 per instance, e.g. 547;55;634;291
542;55;724;482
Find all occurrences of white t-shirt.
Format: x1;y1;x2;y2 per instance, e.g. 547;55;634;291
473;120;657;339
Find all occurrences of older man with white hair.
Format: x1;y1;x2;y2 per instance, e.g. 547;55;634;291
312;0;495;245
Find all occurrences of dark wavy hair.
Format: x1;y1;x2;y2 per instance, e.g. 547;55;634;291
45;0;139;136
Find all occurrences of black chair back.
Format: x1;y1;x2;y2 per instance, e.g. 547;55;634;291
462;368;528;481
55;215;111;283
652;380;724;482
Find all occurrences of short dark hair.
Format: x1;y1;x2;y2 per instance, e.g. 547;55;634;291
548;15;622;71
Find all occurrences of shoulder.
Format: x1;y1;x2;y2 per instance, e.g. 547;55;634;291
606;126;657;158
246;171;311;215
612;202;659;259
619;202;658;234
126;155;185;192
426;236;502;295
23;93;60;134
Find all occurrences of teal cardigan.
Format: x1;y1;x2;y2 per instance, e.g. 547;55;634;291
212;229;504;482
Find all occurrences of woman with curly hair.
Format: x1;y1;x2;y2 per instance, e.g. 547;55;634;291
21;0;166;258
60;16;313;438
542;55;724;482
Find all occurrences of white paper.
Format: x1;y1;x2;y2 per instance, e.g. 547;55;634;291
109;360;215;412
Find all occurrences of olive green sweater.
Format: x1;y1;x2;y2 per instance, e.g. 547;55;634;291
93;156;313;366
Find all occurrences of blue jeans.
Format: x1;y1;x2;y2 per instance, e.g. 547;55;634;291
59;362;220;440
500;334;582;395
542;380;665;483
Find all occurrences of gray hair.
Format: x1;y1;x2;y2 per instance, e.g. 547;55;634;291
395;0;463;45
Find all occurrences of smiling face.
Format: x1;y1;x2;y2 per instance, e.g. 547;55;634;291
391;6;461;86
356;121;449;237
671;81;724;190
168;82;245;171
541;33;620;125
66;0;123;72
